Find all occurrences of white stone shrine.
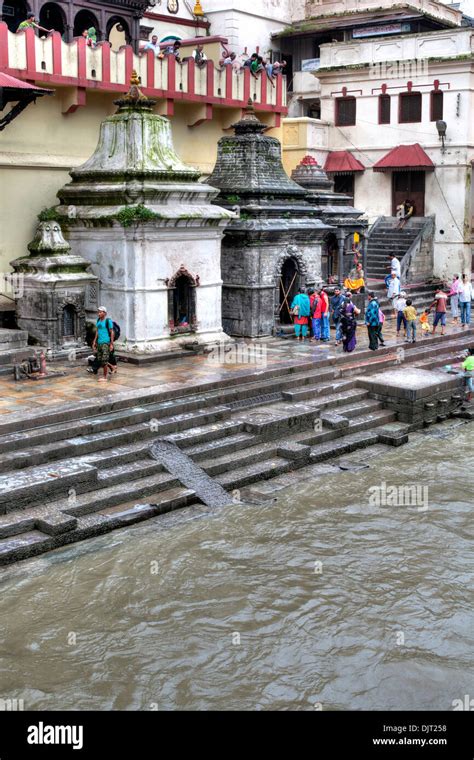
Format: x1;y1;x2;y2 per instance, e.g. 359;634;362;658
54;73;234;353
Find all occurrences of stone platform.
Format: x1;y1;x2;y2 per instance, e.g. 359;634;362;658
359;367;465;427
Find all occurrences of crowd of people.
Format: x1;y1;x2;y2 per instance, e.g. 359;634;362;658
141;38;286;85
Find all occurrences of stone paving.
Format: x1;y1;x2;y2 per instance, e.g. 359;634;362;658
0;320;471;417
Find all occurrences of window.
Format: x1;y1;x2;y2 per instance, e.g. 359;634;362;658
334;175;354;197
399;92;422;123
430;91;443;121
379;94;391;124
335;97;356;126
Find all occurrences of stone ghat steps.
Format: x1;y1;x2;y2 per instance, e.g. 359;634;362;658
1;328;470;440
0;416;393;565
0;329;471;564
0;332;469;479
0;485;197;565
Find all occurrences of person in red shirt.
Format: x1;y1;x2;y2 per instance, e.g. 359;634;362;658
312;287;330;341
430;288;448;336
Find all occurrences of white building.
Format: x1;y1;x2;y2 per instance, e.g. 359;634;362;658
277;0;474;280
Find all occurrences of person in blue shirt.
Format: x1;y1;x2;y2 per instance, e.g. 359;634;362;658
92;306;115;382
290;288;311;341
365;292;381;351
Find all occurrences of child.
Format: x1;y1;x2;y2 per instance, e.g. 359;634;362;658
403;299;417;343
393;291;407;337
462;347;474;401
419;308;431;336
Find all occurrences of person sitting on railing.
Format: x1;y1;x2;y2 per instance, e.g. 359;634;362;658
82;27;97;48
220;45;236;66
143;35;160;54
192;44;208;68
17;13;52;35
250;55;265;78
164;40;181;62
265;59;286;86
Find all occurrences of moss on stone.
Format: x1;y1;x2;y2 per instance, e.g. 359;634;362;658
37;207;60;222
116;205;161;227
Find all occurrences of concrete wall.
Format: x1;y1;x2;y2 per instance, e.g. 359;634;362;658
202;0;304;54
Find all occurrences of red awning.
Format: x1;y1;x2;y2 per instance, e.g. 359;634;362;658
373;143;434;172
323;150;365;175
0;72;53;91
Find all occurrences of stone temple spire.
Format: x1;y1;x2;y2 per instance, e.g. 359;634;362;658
207;99;309;203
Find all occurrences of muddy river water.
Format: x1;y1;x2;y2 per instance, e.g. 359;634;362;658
0;422;472;711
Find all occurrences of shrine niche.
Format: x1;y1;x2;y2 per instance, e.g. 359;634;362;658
166;266;199;334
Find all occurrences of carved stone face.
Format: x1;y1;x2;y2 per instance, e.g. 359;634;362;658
34;221;70;252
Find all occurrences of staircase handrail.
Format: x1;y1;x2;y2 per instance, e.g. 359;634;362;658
400;216;435;283
366;215;387;241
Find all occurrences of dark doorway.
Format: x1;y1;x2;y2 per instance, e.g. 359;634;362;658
73;9;99;38
279;257;300;324
39;2;66;38
2;0;30;32
322;233;339;281
392;171;425;216
334;174;354;202
170;275;196;332
62;305;75;337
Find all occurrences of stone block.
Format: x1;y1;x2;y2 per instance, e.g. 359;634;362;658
36;513;78;535
277;442;311;460
320;412;350;430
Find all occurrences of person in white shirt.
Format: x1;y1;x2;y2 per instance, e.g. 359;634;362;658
390;255;401;279
393;291;407;336
387;271;401;301
459;273;473;326
143;35;160;54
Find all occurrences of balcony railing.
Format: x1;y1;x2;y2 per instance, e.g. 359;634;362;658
0;23;287;121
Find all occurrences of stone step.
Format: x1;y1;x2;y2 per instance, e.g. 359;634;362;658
0;347;34;367
50;470;181;517
0;461;98;514
96;457;166;487
0;329;28;352
0;405;232;456
282;378;357;402
0;486;196;564
187;431;258;461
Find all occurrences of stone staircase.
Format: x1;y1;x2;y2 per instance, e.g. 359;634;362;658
0;330;472;565
369;280;441;321
366;217;427;281
0;328;33;377
366;217;440;319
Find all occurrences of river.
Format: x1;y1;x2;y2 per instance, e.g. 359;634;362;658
0;421;472;711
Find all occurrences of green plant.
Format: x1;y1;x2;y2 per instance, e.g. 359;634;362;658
37;207;60;222
116;204;159;227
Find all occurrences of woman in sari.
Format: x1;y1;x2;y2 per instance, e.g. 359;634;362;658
291;288;311;341
340;294;360;352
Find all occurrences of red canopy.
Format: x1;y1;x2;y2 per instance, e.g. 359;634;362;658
323;150;365;175
373;143;434;172
0;72;52;91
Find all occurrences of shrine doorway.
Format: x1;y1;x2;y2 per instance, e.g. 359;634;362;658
168;273;197;334
279;257;300;325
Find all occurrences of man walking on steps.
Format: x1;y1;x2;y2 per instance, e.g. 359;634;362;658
93;306;115;382
430;288;448;336
365;292;381;351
